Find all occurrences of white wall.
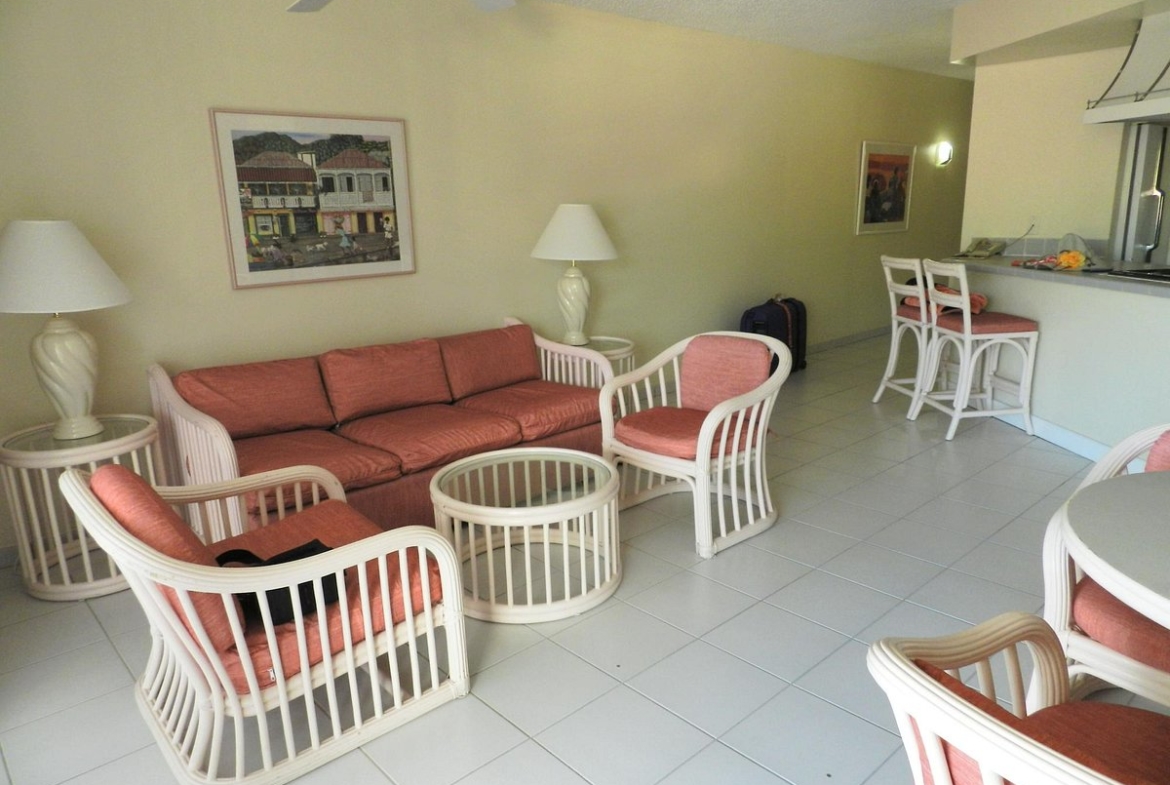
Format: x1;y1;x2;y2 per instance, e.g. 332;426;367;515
0;0;973;554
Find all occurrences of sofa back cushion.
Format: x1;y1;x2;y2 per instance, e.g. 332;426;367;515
438;324;541;400
89;465;241;654
319;339;452;423
173;356;335;439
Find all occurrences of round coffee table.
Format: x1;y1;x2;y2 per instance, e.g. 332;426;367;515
431;448;621;623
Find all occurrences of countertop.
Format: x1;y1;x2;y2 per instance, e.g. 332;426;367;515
952;256;1170;299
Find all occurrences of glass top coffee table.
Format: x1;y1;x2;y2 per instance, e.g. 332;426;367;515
430;448;621;623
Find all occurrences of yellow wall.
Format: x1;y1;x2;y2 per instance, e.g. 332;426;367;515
0;0;972;553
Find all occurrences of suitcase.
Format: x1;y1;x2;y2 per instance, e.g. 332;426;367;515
739;295;807;371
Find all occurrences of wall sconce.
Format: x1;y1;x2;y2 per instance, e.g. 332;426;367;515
935;141;954;167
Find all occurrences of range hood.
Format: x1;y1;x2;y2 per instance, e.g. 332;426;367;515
1085;9;1170;124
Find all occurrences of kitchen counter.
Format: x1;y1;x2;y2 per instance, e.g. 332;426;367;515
953;256;1170;299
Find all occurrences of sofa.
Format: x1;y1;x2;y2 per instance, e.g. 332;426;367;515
148;322;613;532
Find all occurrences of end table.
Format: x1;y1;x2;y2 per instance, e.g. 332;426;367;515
0;414;161;600
587;335;636;375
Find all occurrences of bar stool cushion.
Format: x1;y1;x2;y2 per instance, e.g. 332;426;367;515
1071;576;1170;673
896;302;926;321
936;310;1039;335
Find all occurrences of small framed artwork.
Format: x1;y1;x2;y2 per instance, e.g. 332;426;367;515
211;109;415;289
856;141;916;235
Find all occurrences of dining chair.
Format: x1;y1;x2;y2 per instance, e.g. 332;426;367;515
1043;422;1170;707
59;463;469;785
908;258;1039;440
868;611;1170;785
600;331;791;558
872;255;931;409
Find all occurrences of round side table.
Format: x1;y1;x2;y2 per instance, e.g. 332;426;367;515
431;448;621;623
0;414;161;600
588;335;636;375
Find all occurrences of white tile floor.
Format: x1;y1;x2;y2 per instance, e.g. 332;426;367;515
0;336;1148;784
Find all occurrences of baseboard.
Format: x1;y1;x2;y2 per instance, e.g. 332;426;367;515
992;413;1108;463
808;327;887;355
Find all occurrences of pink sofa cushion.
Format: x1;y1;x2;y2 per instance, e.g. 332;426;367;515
174;357;335;439
1071;576;1170;673
338;404;522;473
438;325;541;400
456;380;600;441
234;429;402;492
613;407;751;460
1147;429;1170;472
209;500;443;694
319;339;452;423
89;465;241;654
680;335;771;412
918;661;1170;785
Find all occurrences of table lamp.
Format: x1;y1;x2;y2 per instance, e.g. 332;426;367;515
0;220;132;440
531;204;617;346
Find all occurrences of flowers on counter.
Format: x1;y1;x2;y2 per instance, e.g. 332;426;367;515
1011;249;1087;271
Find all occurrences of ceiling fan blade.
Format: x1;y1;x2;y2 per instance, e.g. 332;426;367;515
287;0;334;12
470;0;516;10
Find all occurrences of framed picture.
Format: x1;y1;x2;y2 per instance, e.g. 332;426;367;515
856;141;916;234
211;109;415;289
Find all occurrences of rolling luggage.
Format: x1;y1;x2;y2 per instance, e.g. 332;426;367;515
739;295;807;371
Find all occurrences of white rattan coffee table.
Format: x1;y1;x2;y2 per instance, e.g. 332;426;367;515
430;448;621;623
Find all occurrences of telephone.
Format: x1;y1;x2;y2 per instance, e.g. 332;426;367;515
958;238;1007;258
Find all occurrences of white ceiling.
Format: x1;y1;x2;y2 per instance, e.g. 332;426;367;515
543;0;974;80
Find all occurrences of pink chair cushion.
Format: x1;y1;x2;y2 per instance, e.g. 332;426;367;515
918;661;1170;785
680;335;771;412
338;404;521;473
936;310;1038;335
174;357;336;439
210;500;443;694
613;407;750;460
318;339;452;422
89;465;242;654
234;429;402;491
896;302;927;322
437;325;541;400
1146;429;1170;472
1071;576;1170;673
456;379;600;440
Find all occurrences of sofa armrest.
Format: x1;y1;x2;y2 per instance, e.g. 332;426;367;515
504;317;614;388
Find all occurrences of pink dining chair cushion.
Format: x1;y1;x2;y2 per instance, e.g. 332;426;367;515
1146;429;1170;472
895;302;927;322
613;407;751;460
680;335;772;412
234;429;402;492
936;311;1038;335
1071;576;1170;673
456;379;600;440
173;357;336;439
337;404;522;473
318;339;452;423
917;660;1170;785
89;465;241;654
210;500;443;694
437;325;541;400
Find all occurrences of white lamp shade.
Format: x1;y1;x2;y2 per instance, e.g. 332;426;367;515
0;220;131;314
531;204;618;262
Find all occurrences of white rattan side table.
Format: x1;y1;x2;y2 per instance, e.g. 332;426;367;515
0;414;160;600
431;448;621;623
587;335;636;375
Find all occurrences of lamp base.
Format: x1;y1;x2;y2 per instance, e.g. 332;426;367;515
31;316;105;441
557;265;591;346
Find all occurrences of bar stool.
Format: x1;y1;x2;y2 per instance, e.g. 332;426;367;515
909;258;1039;441
872;255;931;410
